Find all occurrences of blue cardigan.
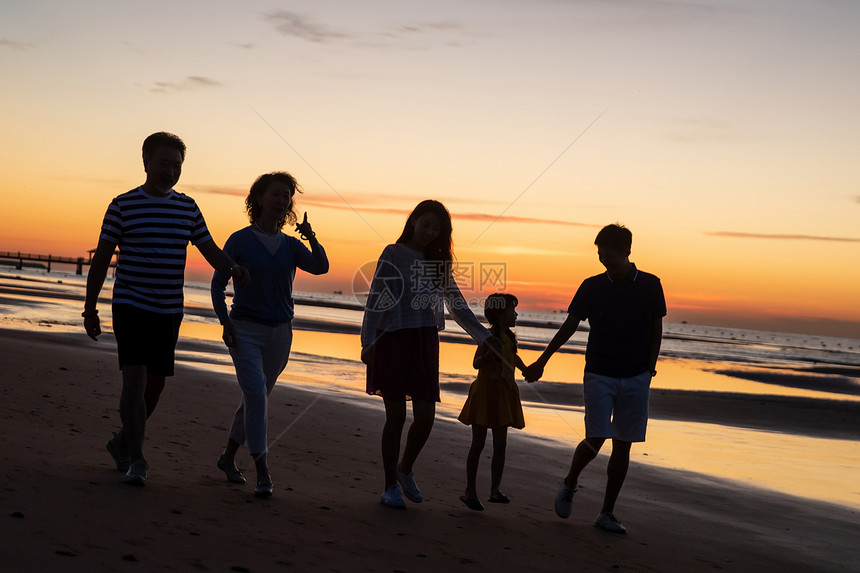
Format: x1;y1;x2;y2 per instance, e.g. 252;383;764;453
211;226;329;326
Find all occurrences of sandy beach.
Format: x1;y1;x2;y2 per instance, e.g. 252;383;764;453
2;327;858;572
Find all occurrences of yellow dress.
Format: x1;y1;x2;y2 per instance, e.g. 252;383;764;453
457;332;525;429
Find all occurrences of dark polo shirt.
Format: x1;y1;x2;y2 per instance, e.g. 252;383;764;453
568;263;667;377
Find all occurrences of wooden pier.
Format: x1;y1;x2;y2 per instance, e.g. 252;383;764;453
0;250;115;275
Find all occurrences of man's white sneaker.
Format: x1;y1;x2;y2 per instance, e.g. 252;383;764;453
554;481;575;518
396;468;422;503
380;485;406;509
594;512;627;534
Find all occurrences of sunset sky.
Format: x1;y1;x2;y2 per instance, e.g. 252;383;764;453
2;0;859;337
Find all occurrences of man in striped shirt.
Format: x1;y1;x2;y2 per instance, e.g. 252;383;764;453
83;132;250;486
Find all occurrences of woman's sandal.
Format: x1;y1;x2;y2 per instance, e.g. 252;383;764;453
488;491;510;504
460;495;484;511
217;454;246;484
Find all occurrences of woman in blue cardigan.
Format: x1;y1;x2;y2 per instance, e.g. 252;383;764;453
211;171;329;497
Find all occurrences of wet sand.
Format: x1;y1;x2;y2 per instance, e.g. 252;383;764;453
1;328;858;572
469;378;860;441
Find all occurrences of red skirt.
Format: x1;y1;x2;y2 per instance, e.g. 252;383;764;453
366;327;440;402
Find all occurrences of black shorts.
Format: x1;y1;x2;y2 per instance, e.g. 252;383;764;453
112;303;183;377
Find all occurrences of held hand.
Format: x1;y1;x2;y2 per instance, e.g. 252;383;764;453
230;265;251;288
295;212;316;241
84;314;101;341
360;344;375;365
523;362;544;383
221;321;237;348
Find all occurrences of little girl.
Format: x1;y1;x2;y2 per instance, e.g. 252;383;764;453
458;293;526;511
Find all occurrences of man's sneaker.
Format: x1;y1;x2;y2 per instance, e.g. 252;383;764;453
396;468;422;503
124;461;149;487
554;481;575;518
595;512;627;534
106;432;130;472
380;484;406;509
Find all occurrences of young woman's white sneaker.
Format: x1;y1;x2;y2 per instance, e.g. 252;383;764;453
380;484;406;509
396;469;422;503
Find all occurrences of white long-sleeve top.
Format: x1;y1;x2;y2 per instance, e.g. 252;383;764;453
360;243;491;348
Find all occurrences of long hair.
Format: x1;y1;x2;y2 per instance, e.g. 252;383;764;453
245;171;302;229
395;200;454;264
484;293;518;348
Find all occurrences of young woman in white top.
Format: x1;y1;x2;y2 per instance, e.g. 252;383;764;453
361;200;492;508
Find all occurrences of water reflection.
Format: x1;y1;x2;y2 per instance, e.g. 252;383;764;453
261;331;860;509
3;288;858;510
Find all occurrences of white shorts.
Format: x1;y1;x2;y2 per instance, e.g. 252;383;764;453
583;371;651;442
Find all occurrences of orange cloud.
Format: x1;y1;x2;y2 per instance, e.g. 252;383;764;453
706;231;860;243
298;199;594;228
147;76;222;93
197;187;594;229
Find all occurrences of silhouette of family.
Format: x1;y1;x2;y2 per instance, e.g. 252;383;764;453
85;132;665;534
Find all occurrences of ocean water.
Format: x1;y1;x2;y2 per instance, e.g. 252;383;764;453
2;267;860;509
4;267;859;370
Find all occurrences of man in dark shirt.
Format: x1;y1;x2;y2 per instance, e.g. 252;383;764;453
525;223;666;533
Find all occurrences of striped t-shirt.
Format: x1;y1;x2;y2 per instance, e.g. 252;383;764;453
99;186;213;314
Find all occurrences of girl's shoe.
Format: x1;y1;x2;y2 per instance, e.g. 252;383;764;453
488;491;510;504
460;495;484;511
380;485;406;509
396;468;422;503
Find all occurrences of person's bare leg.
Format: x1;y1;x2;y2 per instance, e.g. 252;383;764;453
144;373;165;416
252;452;270;483
221;438;241;465
465;426;487;497
490;427;508;495
115;373;164;447
119;365;148;463
399;399;435;475
382;398;407;488
601;439;631;513
564;437;605;488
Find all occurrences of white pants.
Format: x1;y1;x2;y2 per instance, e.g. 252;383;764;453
227;319;293;454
